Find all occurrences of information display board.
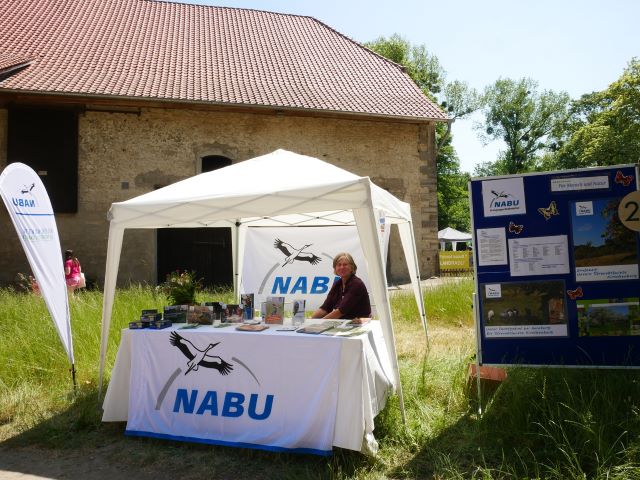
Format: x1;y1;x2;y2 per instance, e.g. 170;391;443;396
470;164;640;367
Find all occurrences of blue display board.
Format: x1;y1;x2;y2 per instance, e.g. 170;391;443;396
470;164;640;367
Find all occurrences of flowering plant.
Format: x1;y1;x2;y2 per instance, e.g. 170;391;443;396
161;270;202;305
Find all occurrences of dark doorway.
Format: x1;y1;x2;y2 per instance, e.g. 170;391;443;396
157;228;233;288
156;155;234;288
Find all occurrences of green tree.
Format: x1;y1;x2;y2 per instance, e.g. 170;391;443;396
365;34;478;231
365;34;445;96
548;58;640;169
477;78;570;175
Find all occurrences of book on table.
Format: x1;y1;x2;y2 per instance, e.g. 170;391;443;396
236;324;269;332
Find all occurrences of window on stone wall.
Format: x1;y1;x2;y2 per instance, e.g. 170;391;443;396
201;155;232;173
7;106;79;213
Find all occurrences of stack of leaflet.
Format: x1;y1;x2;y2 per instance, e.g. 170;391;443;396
163;305;188;323
129;309;172;329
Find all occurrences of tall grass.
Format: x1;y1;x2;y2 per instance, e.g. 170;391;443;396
2;278;640;478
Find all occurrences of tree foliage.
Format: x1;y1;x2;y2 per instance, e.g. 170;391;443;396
366;34;444;98
548;58;640;169
365;34;477;231
477;78;569;175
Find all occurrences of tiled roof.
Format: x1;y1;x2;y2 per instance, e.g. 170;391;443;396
0;53;33;75
0;0;446;121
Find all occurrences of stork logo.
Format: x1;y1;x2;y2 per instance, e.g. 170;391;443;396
273;238;321;267
170;331;234;375
12;183;39;209
20;183;35;195
489;189;518;209
482;178;526;217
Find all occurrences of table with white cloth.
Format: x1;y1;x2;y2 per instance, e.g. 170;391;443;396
102;321;393;456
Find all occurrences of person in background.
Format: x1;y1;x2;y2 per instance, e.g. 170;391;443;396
312;252;371;320
64;249;84;293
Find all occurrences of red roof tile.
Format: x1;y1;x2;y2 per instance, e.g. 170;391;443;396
0;0;446;121
0;53;34;75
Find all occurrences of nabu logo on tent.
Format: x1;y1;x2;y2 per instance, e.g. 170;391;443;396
273;238;322;267
271;237;331;295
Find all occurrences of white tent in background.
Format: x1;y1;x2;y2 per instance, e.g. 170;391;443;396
98;149;428;420
438;227;472;251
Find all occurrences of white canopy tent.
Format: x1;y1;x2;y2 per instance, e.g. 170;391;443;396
99;149;428;421
438;227;472;251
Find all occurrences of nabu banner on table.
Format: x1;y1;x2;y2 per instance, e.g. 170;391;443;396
0;163;73;364
126;329;341;454
241;226;383;311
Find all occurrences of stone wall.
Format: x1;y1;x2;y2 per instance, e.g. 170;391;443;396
0;107;438;286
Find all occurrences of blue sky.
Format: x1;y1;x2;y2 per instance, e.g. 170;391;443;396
179;0;640;173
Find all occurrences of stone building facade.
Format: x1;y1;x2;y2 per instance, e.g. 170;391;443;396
0;106;439;286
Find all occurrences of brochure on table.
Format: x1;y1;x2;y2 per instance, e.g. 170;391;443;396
470;164;640;367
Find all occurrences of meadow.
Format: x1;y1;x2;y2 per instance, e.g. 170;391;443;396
2;278;640;479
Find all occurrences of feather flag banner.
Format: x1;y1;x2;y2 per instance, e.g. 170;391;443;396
0;163;74;364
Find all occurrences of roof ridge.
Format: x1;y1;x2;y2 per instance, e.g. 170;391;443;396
148;0;318;20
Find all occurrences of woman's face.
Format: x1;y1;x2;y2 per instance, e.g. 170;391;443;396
334;257;353;278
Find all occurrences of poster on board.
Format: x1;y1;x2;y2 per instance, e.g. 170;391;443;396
570;197;639;282
481;279;568;338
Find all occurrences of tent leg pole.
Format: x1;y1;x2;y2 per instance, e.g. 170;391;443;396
422;313;430;350
397;374;406;425
471;292;482;417
475;359;482;417
71;363;77;391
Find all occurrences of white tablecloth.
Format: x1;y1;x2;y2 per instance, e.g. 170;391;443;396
102;321;393;454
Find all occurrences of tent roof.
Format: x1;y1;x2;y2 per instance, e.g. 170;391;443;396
109;149;412;228
437;227;472;242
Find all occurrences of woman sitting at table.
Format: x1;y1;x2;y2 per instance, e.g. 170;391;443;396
312;252;371;320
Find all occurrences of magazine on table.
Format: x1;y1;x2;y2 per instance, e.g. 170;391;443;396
292;298;305;325
348;317;371;326
241;293;254;320
225;304;244;323
187;305;214;325
297;320;343;334
203;302;224;321
264;296;285;324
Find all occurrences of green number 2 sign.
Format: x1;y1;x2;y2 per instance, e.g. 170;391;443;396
619;191;640;232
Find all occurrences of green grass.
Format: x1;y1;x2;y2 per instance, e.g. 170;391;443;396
2;278;640;478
